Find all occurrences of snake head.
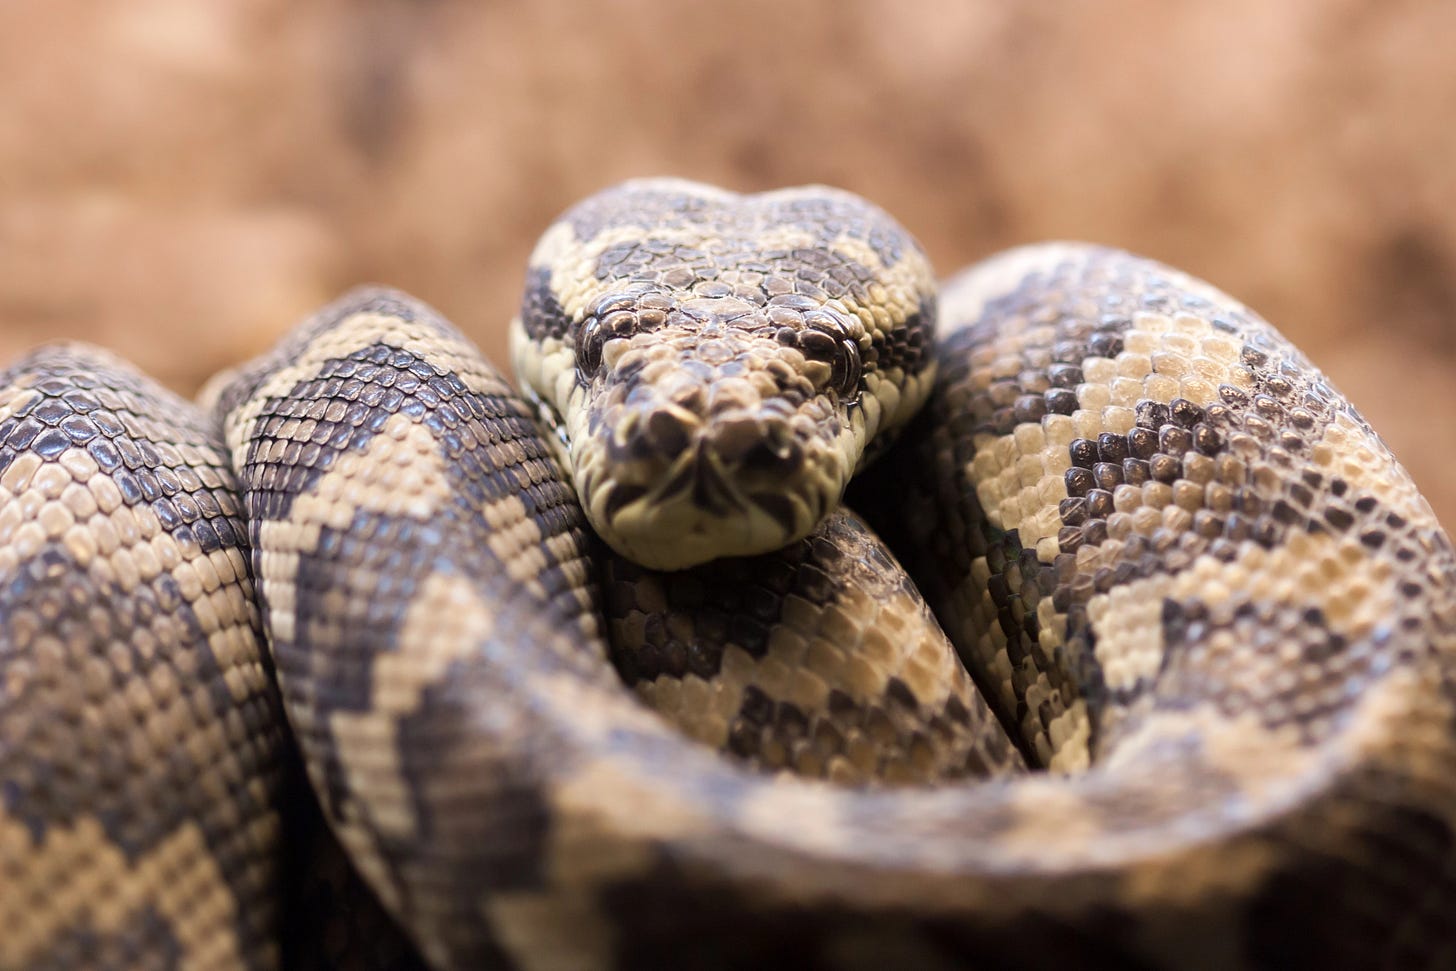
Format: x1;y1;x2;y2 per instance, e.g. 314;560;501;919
511;178;936;569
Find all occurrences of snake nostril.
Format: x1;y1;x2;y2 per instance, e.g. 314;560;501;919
643;407;694;459
712;418;798;475
741;438;797;474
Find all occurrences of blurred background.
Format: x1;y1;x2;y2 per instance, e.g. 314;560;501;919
3;0;1454;524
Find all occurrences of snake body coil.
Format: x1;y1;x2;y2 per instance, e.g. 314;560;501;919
0;347;284;968
3;179;1456;969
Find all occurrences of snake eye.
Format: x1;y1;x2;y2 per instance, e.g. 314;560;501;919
830;338;862;401
576;316;606;379
799;310;863;402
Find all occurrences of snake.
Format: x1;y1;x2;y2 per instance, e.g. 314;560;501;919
3;177;1456;970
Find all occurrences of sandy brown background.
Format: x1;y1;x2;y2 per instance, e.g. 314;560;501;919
3;1;1455;525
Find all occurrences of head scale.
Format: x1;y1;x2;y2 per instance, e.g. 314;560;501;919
512;178;936;569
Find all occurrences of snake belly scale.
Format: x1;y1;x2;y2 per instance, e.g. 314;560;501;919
2;177;1456;970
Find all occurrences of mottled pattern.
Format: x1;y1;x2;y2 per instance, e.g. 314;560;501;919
602;508;1024;785
511;178;937;568
206;289;603;969
858;245;1456;770
209;246;1456;969
9;230;1456;971
0;345;284;970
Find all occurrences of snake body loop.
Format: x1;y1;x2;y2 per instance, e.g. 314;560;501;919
0;346;284;969
4;179;1456;969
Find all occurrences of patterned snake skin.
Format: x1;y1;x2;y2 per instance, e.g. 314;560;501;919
4;178;1456;970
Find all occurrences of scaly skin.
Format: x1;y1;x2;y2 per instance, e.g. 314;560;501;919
5;181;1456;969
511;178;937;569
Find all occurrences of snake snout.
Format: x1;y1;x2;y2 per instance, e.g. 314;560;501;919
584;385;836;568
610;401;807;498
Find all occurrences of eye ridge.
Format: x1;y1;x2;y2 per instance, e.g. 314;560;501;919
579;303;864;401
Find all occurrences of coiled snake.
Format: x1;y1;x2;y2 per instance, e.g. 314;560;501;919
3;178;1455;970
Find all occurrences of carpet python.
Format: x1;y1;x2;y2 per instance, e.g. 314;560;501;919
3;177;1456;970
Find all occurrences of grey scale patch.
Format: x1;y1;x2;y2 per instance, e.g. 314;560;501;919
559;181;725;248
519;265;572;342
31;907;183;971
